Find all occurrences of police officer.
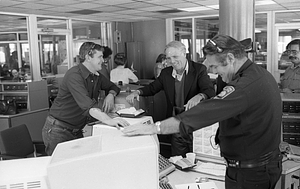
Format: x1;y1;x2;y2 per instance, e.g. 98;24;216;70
280;39;300;93
122;35;283;189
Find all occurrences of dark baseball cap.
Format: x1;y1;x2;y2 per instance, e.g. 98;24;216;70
239;38;253;52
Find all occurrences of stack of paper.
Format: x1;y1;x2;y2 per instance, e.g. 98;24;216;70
192;161;226;178
116;107;145;117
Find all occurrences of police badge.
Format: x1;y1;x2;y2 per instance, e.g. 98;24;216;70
214;86;235;99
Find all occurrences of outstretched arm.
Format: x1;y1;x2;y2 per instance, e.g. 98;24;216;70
89;108;129;129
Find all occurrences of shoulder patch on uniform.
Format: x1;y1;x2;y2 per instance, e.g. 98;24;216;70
214;86;235;99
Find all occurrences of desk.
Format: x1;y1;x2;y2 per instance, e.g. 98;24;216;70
168;169;225;189
275;159;300;189
0;107;49;142
169;159;300;189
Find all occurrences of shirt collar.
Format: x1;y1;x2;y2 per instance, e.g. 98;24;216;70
78;63;99;79
232;59;252;81
172;61;189;81
291;64;300;69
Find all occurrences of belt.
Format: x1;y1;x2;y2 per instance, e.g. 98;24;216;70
47;116;82;133
224;150;280;169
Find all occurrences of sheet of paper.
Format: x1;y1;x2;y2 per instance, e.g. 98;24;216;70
175;181;218;189
193;123;221;158
192;161;226;177
116;107;138;114
116;107;144;116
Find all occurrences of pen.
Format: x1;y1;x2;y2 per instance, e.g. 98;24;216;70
197;184;201;189
207;177;225;182
87;120;102;126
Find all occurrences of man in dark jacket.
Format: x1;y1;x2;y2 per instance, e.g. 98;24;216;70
126;41;215;156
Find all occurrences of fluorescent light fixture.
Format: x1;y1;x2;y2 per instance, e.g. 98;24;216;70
255;29;262;33
207;5;219;9
256;0;276;6
179;6;211;12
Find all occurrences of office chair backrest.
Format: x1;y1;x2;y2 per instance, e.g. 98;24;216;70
0;124;35;158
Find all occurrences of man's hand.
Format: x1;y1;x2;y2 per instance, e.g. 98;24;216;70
122;123;156;136
185;94;203;110
282;88;293;93
102;93;115;112
102;117;130;129
126;91;140;104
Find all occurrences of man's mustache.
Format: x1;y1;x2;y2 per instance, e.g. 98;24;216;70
289;56;297;59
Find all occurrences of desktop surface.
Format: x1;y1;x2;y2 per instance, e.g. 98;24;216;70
168;169;225;189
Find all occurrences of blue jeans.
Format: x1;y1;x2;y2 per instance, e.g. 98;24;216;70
42;116;83;156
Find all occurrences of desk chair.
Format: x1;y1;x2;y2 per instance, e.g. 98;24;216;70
0;124;41;160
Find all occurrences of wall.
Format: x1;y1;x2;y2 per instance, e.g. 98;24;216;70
112;22;132;55
112;20;166;79
132;20;166;79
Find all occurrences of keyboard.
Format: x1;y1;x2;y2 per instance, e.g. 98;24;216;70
159;180;173;189
159;176;173;189
159;154;176;179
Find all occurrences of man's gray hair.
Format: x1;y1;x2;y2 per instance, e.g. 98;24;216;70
165;41;186;54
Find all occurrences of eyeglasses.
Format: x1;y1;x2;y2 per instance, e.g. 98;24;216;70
285;49;300;55
87;43;96;56
207;39;224;53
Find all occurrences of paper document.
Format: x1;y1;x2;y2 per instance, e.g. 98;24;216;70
175;181;218;189
192;161;226;177
116;107;145;117
193;123;221;158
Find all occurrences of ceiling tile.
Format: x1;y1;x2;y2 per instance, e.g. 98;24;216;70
0;0;298;25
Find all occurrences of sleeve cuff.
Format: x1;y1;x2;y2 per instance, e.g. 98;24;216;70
108;90;117;97
199;93;206;101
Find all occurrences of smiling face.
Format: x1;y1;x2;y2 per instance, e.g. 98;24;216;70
165;47;187;73
88;50;104;72
206;54;236;83
288;44;300;66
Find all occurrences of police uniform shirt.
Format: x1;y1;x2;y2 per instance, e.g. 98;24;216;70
281;65;300;91
176;59;282;161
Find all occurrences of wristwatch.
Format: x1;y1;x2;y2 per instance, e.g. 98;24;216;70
109;91;116;97
155;121;161;134
198;93;206;101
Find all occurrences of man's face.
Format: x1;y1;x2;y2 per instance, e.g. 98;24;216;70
206;54;235;83
90;50;104;72
102;55;111;68
288;44;300;66
165;47;187;72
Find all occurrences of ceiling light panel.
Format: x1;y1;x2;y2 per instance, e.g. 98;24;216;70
179;6;211;12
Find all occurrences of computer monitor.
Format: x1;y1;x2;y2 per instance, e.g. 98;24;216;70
0;116;160;189
47;126;159;189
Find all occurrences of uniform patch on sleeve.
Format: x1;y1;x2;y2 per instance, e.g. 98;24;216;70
214;86;235;99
